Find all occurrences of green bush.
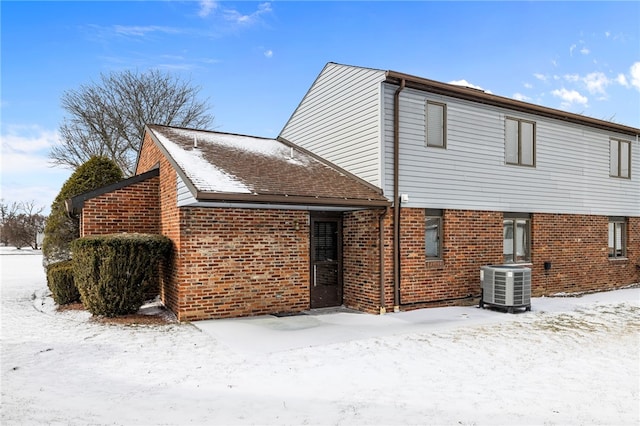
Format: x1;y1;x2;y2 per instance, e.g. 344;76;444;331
46;260;80;305
42;156;123;267
71;233;172;317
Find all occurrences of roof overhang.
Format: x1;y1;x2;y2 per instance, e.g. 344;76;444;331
385;70;640;137
65;168;160;217
195;191;391;209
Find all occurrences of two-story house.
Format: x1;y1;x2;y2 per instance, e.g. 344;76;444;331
280;62;639;313
70;62;638;321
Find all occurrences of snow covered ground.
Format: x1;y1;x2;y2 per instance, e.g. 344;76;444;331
1;247;639;425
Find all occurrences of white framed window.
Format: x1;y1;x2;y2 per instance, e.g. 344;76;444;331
426;101;446;148
505;117;535;166
608;217;627;258
425;209;443;259
503;213;531;263
610;139;631;178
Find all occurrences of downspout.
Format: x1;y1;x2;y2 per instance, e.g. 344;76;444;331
393;79;405;311
379;207;388;314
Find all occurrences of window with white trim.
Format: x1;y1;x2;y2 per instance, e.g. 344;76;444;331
426;101;446;148
505;117;535;166
503;213;531;263
610;139;631;178
608;217;627;258
425;209;443;259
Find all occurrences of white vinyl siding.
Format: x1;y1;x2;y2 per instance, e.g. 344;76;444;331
280;63;386;186
177;173;197;206
382;82;639;216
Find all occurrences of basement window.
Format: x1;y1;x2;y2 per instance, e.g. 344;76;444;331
608;217;627;258
503;213;531;263
425;209;443;259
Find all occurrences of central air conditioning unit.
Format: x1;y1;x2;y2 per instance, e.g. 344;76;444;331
479;265;531;313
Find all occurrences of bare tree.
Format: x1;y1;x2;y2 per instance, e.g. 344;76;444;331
0;200;46;249
0;200;20;246
50;69;214;175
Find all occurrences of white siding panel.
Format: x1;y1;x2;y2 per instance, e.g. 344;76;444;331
176;173;197;207
280;63;387;186
382;83;639;216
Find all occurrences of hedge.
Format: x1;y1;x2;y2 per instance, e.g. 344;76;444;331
46;260;80;305
71;233;172;317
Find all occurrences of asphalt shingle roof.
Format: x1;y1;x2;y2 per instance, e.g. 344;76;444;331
147;124;390;208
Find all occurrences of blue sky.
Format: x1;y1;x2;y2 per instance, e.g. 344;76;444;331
1;1;639;213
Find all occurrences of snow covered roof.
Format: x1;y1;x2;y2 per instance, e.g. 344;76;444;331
146;125;390;208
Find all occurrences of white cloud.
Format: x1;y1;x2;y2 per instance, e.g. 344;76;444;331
524;82;533;89
198;0;218;18
0;126;71;211
580;47;590;55
113;25;181;37
533;73;547;82
564;74;580;83
449;79;484;91
569;44;576;56
605;31;611;38
264;49;273;58
223;2;272;25
0;126;60;173
616;74;629;87
551;88;588;108
630;61;640;91
512;93;532;102
583;72;609;95
563;72;614;97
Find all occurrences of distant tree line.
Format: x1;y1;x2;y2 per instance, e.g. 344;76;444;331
0;200;46;249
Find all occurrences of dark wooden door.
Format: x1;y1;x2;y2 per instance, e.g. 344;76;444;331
310;216;343;308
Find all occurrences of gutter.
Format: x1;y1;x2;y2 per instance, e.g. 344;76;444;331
195;191;390;209
393;78;405;311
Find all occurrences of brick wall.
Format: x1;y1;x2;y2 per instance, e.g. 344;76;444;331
392;208;639;311
531;214;639;295
176;207;310;321
397;208;502;308
137;134;182;315
80;176;160;236
343;210;385;313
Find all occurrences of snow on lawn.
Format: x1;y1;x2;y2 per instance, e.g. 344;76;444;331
1;248;639;425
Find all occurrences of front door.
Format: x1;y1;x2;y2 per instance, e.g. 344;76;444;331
310;215;343;308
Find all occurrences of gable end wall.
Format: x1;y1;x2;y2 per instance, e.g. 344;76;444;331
80;176;160;236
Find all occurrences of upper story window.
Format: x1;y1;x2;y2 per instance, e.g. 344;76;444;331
505;117;535;166
610;139;631;178
426;101;446;148
425;209;443;259
608;217;627;258
503;213;531;263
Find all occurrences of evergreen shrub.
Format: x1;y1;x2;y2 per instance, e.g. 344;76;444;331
46;260;80;305
71;233;172;317
42;156;123;267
